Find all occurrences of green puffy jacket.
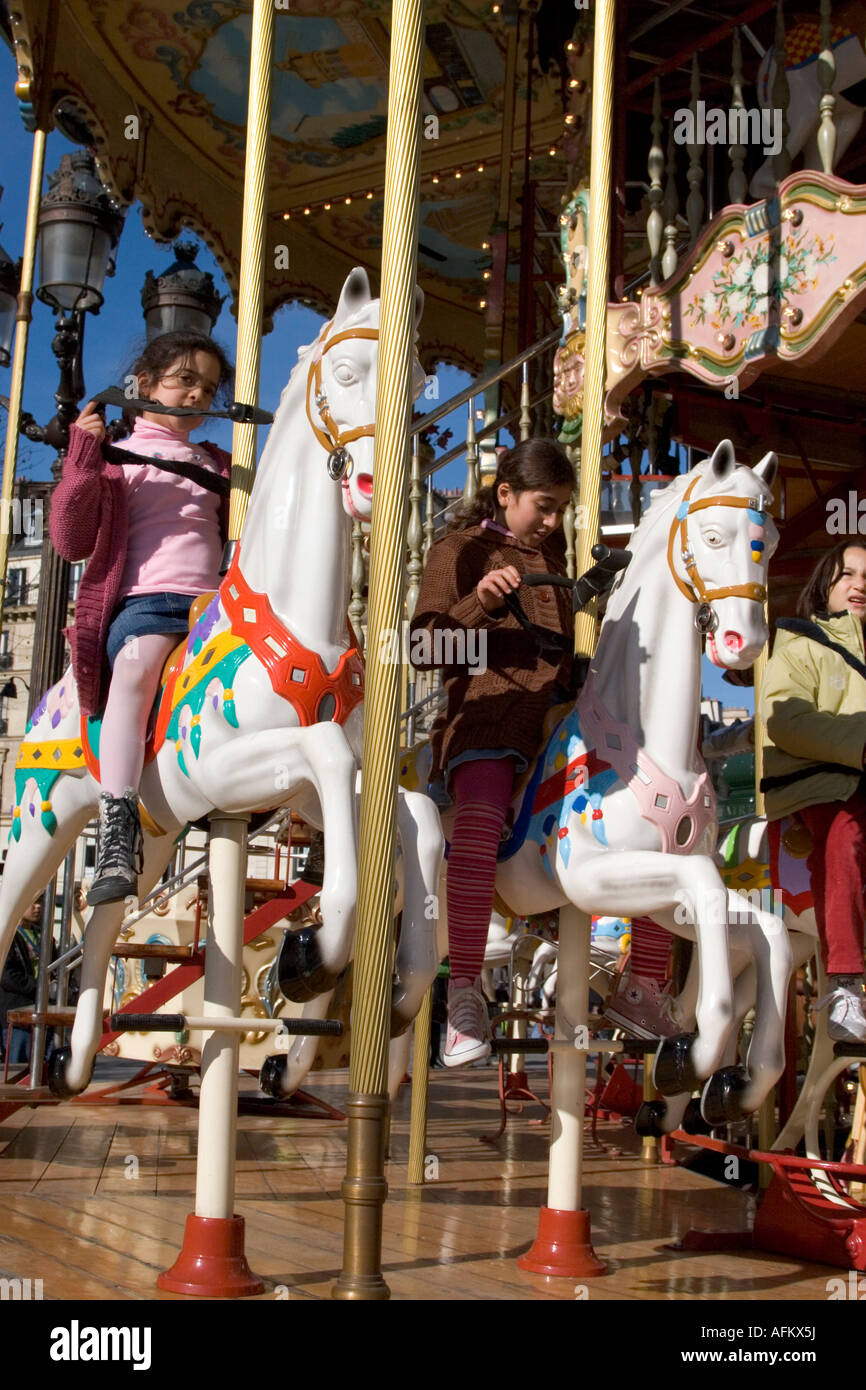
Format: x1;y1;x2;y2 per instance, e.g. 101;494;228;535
758;610;866;821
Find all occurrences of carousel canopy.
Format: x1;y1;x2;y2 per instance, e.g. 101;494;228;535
1;0;583;372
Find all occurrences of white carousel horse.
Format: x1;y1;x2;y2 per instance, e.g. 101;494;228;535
429;441;790;1122
0;267;443;1098
640;809;850;1150
751;11;866;199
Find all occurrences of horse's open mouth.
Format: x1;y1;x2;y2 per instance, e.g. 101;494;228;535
356;473;373;499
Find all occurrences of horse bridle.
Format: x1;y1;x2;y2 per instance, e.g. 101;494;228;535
305;317;379;481
666;475;770;634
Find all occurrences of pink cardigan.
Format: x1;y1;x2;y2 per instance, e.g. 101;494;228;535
50;423;231;716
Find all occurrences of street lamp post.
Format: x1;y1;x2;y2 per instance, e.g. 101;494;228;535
23;150;124;720
141;239;224;340
0;194;21;369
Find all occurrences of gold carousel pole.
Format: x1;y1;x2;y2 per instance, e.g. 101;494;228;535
752;631;775;1174
227;0;274;544
333;0;423;1301
0;127;47;630
159;0;273;1297
573;0;616;660
568;0;642;1158
519;0;617;1280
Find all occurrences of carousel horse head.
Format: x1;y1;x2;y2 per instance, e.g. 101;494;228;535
299;266;426;522
661;439;778;668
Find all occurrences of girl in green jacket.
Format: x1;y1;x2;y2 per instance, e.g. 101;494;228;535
759;540;866;1044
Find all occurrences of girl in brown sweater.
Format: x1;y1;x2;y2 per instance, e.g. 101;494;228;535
410;439;575;1065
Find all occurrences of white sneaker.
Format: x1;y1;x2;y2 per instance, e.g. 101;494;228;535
815;982;866;1046
444;979;491;1067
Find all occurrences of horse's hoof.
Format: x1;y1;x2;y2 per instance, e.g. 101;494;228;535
681;1097;713;1135
46;1046;91;1100
389;983;413;1039
259;1054;287;1099
700;1065;750;1127
277;927;340;1003
634;1100;668;1138
653;1033;700;1096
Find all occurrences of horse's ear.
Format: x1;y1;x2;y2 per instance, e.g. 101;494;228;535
752;450;778;493
708;439;736;479
335;267;372;322
414;286;424;330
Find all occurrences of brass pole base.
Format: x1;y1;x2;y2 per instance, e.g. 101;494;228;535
333;1093;391;1300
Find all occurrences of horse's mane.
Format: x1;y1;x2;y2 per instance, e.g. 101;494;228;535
295;298;380;368
623;464;699;561
625;455;757;560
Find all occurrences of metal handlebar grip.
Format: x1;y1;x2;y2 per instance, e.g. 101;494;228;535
110;1013;186;1032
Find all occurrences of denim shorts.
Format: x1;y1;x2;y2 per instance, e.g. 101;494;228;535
106;592;196;668
429;747;528;808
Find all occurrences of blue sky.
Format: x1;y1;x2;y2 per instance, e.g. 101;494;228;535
0;39;741;711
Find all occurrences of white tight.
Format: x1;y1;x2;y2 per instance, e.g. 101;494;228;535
98;632;178;797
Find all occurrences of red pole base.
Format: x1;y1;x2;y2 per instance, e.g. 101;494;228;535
517;1207;607;1278
157;1214;264;1297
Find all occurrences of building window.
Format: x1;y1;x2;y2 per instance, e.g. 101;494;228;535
69;562;84;604
6;568;27;606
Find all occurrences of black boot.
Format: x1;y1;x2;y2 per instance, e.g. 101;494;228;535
299;828;325;887
87;789;144;907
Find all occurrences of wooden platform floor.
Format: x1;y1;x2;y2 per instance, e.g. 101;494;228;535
0;1066;848;1302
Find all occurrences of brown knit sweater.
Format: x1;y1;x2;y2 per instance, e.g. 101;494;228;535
410;524;574;773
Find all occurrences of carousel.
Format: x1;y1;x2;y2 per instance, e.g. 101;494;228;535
0;0;863;1317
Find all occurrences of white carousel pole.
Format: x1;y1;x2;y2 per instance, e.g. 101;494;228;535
518;905;605;1275
158;0;275;1297
519;0;616;1280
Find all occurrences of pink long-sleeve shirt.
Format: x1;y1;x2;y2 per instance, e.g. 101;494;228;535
49;420;231;716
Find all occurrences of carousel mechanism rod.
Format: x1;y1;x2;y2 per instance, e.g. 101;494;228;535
490;1035;625;1056
109;1012;342;1037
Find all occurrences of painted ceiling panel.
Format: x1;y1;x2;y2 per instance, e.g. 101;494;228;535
5;0;577;367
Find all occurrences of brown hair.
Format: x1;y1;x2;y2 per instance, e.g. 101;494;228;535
797;539;866;618
448;437;575;532
129;331;234;402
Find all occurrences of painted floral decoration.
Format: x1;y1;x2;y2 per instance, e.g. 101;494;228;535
684;228;837;332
